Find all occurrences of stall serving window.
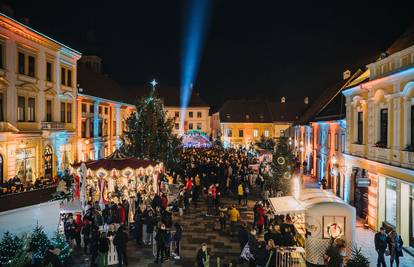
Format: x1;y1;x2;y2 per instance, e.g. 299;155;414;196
385;179;397;227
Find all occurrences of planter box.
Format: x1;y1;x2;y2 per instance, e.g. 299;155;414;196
372;147;390;163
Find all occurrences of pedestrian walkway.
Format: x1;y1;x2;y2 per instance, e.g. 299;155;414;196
355;224;414;267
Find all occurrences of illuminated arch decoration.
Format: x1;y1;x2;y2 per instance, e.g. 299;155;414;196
182;130;212;148
373;89;387;103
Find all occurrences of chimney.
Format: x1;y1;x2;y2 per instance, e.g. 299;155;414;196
304;97;309;104
343;69;351;80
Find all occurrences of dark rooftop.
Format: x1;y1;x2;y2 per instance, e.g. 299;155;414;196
387;23;414;55
218;98;309;123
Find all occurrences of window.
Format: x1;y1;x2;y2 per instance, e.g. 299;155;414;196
81;120;87;138
104;107;108;115
46;62;52;82
327;132;331;148
60;102;66;123
0;43;3;69
18;52;25;74
17;96;25;121
264;130;269;137
90;104;94;113
335;133;339;151
189;111;193;118
175;123;179;130
386;179;397;226
99;106;102;114
197;112;202;118
341;134;345;153
28;56;35;77
113;121;116;136
197;123;202;130
46;100;52;122
411;106;414;146
67;69;72;86
0;93;3;121
253;129;258;138
227;129;232;137
89;119;94;137
357;111;363;144
98;120;103;137
189;123;193;130
380;108;388;146
239;129;244;137
81;103;87;113
174;112;179;118
66;103;72;123
61;67;66;85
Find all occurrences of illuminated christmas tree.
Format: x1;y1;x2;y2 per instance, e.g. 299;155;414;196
0;232;23;265
50;231;72;263
28;223;50;264
267;137;294;195
122;88;181;168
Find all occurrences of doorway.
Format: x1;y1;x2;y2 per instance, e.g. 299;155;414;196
353;168;369;219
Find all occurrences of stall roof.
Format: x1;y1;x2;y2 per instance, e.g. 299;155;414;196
269;196;305;214
269;189;350;214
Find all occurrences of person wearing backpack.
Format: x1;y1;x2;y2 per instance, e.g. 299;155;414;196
97;232;110;267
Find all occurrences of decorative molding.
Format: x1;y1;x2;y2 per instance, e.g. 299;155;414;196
16;82;39;93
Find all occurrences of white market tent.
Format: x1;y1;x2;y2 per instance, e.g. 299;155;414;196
269;188;356;266
269;196;305;214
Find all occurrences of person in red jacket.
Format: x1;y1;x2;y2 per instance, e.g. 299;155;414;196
186;177;193;192
256;204;265;235
118;203;126;225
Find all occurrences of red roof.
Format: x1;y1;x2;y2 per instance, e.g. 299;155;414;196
73;150;159;171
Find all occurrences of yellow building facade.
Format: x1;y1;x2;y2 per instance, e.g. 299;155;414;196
343;43;414;245
0;13;81;184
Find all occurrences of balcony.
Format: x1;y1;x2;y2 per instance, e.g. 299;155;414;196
372;146;391;163
351;143;365;157
41;121;65;130
402;150;414;169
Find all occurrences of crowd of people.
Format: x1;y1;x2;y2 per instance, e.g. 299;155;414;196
58;146;300;267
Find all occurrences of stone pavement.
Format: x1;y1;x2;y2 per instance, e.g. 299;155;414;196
355;224;414;267
70;193;256;267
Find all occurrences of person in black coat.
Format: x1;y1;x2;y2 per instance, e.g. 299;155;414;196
387;230;403;267
43;245;63;267
134;207;143;245
113;225;128;267
253;241;269;267
374;227;387;267
154;224;168;263
196;243;210;267
89;226;99;267
238;223;249;253
173;222;183;259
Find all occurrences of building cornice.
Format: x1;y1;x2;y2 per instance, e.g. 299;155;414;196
343;153;414;175
77;93;135;108
0;13;81;58
343;65;414;97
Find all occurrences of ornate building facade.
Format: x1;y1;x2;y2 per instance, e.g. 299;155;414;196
342;32;414;245
0;13;81;184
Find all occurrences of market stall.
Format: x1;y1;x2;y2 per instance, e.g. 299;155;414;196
269;188;356;266
72;149;164;216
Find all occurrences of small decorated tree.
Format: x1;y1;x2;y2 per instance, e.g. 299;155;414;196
28;224;50;264
267;137;294;195
347;245;370;267
50;231;72;263
0;232;23;266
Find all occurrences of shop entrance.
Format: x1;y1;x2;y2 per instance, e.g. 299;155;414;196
353;167;369;219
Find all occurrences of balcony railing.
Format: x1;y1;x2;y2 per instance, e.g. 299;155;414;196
0;185;57;212
41;121;65;130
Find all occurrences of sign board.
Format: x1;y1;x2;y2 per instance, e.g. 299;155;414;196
356;178;371;187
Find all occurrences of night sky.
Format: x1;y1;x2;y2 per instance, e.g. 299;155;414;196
6;0;414;109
